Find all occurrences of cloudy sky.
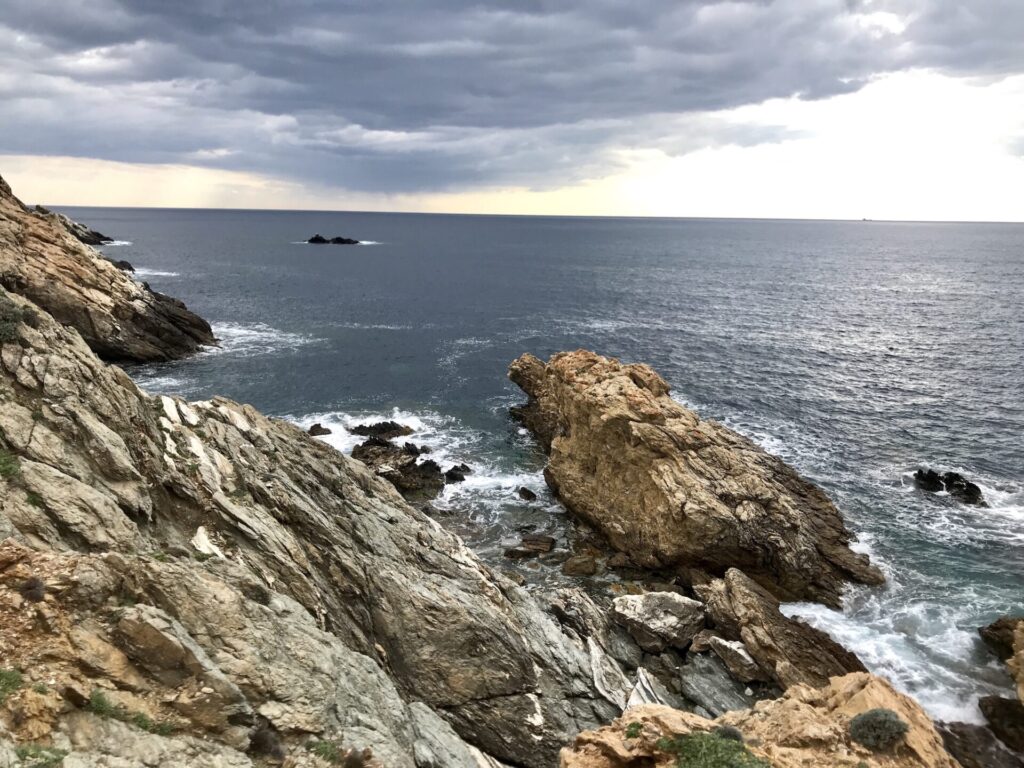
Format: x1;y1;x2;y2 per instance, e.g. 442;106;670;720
2;0;1023;219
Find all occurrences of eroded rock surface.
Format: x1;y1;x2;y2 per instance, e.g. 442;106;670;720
0;172;213;361
509;350;882;607
560;673;960;768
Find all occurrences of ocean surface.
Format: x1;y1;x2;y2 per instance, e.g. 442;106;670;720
63;205;1023;723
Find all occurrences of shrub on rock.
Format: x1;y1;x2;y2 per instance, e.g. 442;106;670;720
849;708;909;751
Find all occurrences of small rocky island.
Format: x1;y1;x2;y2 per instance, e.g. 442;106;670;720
307;233;360;245
0;172;1020;767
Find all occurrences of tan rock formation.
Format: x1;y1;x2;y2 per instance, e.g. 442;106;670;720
509;350;883;607
0;172;213;361
560;673;960;768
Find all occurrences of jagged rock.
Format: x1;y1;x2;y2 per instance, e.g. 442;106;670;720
689;629;719;654
0;174;213;362
561;673;961;768
106;258;135;272
980;696;1024;753
696;568;866;689
914;468;987;506
307;234;329;244
611;593;705;653
562;555;598;577
33;205;113;245
981;617;1024;661
307;423;332;437
505;534;556;559
306;234;360;245
518;486;538;501
349;421;415;439
509;350;883;607
678;652;758;717
350;437;445;500
708;636;768;683
0;293;627;766
444;463;471;483
938;722;1024;768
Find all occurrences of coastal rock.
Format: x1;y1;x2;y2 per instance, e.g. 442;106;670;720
106;258;135;272
0;288;628;766
708;636;768;684
518;486;538;501
696;568;866;689
307;422;332;436
678;652;760;716
938;722;1024;768
306;234;360;245
350;420;415;439
444;463;471;483
509;350;883;607
914;468;987;506
561;673;959;768
563;555;599;577
350;437;446;499
980;696;1024;753
981;616;1024;662
33;204;113;245
610;592;705;653
0;173;214;361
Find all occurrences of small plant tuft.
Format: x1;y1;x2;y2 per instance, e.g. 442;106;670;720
0;448;20;480
14;743;68;768
712;725;745;743
625;721;643;739
86;689;176;734
25;490;46;508
307;740;376;766
249;721;285;760
0;668;23;703
848;708;909;752
655;731;771;768
19;576;47;603
0;291;38;343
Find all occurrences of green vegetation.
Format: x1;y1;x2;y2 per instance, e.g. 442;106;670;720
14;743;68;768
0;668;23;703
655;731;771;768
0;290;37;343
86;690;175;735
625;721;643;739
306;740;374;766
25;490;45;508
848;708;909;751
0;448;20;480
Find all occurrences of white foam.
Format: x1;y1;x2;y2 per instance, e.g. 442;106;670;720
336;322;413;331
134;268;180;278
208;322;319;357
100;240;133;247
357;240;382;245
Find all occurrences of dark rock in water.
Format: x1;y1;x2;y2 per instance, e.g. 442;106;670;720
504;546;539;560
980;696;1024;753
351;437;444;500
914;468;987;506
444;463;471;484
943;471;987;506
980;617;1024;661
517;486;538;501
562;555;598;577
350;420;415;440
105;258;134;272
522;534;556;553
307;233;360;244
914;468;945;493
938;722;1024;768
307;423;332;437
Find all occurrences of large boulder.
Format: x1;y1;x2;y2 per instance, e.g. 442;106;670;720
350;436;446;500
0;173;213;361
611;592;705;653
560;673;961;768
509;350;882;607
695;568;866;690
914;468;987;506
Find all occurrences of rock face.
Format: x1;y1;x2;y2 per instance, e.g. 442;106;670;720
611;593;705;653
914;469;987;506
0;172;213;362
509;350;883;607
560;673;960;768
33;205;113;245
696;568;866;690
350;437;446;500
0;288;637;766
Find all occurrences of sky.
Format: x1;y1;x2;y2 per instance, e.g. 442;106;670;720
1;1;1023;220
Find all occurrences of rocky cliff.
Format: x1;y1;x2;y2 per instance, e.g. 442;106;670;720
0;173;213;362
509;350;883;608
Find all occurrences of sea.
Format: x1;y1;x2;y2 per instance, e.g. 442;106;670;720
61;205;1023;724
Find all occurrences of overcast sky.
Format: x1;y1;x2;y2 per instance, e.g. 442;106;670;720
2;0;1023;219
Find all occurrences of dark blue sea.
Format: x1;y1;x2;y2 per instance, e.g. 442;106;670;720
63;206;1024;723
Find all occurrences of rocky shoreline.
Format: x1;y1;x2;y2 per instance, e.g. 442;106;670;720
0;172;1021;766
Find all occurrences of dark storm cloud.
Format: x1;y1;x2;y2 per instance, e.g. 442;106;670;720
1;0;1021;193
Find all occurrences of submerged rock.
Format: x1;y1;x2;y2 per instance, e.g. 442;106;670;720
350;420;415;439
914;468;987;506
0;173;213;362
561;673;961;768
508;350;883;607
518;486;538;501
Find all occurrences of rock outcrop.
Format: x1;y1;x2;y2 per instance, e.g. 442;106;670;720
914;469;987;506
0;286;636;766
0;172;213;361
560;673;960;768
509;350;883;607
307;234;360;245
33;205;113;246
